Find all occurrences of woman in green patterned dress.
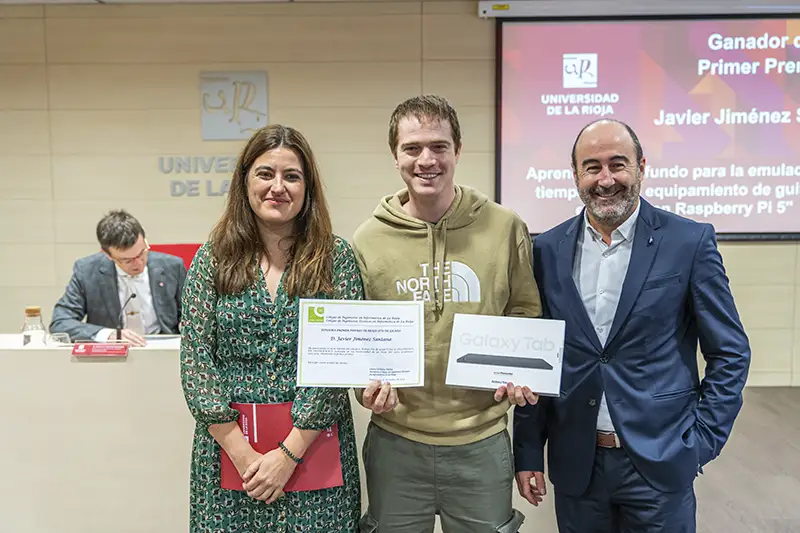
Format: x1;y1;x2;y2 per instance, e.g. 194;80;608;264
179;124;363;532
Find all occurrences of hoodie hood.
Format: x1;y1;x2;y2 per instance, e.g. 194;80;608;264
373;185;489;230
372;185;488;314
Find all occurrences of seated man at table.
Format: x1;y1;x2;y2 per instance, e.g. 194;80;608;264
50;210;186;346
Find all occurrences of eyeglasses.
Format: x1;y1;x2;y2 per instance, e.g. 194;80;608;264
113;242;150;266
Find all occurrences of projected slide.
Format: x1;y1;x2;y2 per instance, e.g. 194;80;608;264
499;17;800;236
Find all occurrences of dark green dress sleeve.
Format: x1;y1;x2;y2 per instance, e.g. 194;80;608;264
180;242;240;429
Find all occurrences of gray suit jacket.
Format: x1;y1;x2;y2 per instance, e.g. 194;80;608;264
50;251;187;341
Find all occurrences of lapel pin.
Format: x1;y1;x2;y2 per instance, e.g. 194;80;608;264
647;237;654;245
159;281;164;287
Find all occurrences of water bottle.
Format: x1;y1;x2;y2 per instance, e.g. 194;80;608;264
22;306;47;347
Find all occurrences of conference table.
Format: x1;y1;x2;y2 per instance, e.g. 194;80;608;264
0;334;558;533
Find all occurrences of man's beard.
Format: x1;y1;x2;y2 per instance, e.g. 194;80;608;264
578;176;641;227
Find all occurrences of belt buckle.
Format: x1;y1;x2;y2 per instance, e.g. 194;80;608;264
598;431;620;448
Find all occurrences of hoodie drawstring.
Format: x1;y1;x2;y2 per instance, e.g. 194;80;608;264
426;224;437;314
437;219;448;315
426;220;449;316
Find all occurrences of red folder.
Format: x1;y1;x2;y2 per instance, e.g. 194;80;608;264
219;401;344;493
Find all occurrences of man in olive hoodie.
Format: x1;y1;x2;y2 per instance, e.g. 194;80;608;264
352;94;543;533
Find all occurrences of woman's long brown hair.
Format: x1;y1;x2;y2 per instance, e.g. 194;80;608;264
210;125;334;298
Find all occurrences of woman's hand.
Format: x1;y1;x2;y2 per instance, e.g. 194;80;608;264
241;448;297;503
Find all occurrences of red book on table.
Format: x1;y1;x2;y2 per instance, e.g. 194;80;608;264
219;401;344;492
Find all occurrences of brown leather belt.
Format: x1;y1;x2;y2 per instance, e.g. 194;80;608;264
597;431;622;448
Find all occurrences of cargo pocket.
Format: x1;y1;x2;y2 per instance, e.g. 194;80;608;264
495;509;525;533
359;513;379;533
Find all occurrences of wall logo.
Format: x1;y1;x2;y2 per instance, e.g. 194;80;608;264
308;306;325;323
395;261;481;303
199;71;268;141
563;54;597;89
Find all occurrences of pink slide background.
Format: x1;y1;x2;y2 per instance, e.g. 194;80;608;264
499;18;800;235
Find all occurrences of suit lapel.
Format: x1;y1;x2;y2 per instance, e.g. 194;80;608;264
148;257;166;327
98;259;121;325
557;215;603;353
605;200;662;348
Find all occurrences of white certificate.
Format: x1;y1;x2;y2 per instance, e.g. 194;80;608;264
445;313;565;396
297;299;425;388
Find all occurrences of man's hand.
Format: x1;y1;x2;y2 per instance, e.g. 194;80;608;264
362;380;398;414
108;329;146;347
516;471;547;506
494;381;538;406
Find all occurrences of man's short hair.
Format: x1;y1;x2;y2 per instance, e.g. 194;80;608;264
96;210;145;252
388;94;462;156
570;118;643;169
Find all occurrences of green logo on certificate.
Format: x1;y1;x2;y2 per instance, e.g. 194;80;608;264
308;306;325;323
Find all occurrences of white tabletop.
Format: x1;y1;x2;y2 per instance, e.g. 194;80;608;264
0;333;181;351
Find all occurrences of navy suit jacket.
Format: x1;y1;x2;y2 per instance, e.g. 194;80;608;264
513;198;750;495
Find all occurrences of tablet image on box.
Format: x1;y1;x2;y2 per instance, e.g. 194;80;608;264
457;352;554;370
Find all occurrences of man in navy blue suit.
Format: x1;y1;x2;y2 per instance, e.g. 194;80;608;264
513;119;750;532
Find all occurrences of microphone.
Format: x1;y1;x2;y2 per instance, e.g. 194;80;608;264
117;293;137;340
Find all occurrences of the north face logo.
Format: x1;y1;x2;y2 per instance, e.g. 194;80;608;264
395;261;481;303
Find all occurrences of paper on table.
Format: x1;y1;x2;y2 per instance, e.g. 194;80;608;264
142;335;181;349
